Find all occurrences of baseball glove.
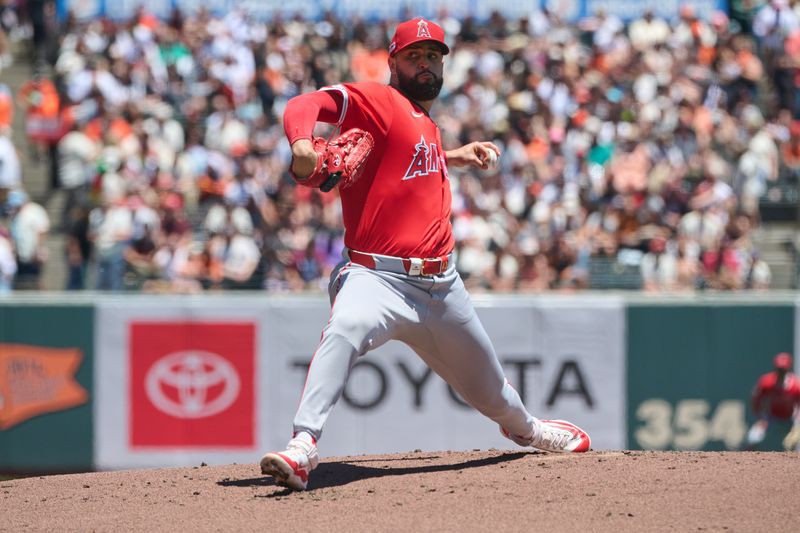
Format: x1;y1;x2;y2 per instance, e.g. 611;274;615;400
292;128;374;192
783;424;800;451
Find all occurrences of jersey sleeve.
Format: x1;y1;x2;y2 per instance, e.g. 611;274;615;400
321;82;393;138
283;90;341;145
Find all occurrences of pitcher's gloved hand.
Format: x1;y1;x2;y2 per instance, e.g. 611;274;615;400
291;128;374;192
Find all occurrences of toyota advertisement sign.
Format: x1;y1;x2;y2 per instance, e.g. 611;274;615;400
129;322;255;448
95;299;269;469
94;296;624;469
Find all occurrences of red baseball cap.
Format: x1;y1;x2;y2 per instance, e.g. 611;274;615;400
774;352;793;370
389;18;449;57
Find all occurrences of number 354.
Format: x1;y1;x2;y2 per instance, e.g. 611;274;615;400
635;399;747;450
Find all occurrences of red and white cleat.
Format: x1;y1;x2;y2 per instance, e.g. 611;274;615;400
502;419;591;453
260;437;319;490
532;419;591;453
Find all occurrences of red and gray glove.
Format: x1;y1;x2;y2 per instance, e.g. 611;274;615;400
292;128;374;192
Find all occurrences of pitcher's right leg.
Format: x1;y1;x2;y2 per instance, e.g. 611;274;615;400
290;266;417;439
261;266;421;489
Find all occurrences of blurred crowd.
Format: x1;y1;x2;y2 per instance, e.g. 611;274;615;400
2;1;800;294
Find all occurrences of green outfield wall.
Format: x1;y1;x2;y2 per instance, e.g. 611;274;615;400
0;294;797;472
626;303;795;451
0;304;94;472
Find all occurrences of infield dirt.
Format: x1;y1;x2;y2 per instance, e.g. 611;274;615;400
3;449;799;532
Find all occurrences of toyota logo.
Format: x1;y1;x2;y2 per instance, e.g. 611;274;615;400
144;351;240;419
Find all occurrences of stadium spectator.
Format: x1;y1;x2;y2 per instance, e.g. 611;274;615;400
628;9;671;51
18;65;60;166
0;1;15;72
24;0;56;64
89;192;133;291
56;120;98;227
7;189;50;290
752;0;798;70
0;217;15;293
64;204;90;290
640;236;678;292
0;125;21;194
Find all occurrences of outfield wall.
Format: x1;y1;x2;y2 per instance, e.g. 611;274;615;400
0;293;796;472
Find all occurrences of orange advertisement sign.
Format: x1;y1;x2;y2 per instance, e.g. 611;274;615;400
0;344;88;430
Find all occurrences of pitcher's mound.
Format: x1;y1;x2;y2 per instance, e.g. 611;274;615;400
4;449;798;532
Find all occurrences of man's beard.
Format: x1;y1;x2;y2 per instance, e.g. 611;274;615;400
396;70;443;101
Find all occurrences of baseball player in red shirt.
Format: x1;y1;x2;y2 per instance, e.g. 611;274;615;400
746;352;800;451
259;17;591;491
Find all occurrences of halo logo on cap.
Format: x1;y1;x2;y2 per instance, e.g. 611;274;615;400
417;19;431;38
389;17;450;56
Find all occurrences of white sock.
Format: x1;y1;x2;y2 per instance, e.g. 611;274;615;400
292;431;317;447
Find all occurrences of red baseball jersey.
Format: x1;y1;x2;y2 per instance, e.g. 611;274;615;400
320;82;454;258
752;371;800;420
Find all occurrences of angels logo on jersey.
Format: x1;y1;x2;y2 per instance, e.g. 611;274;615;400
403;135;441;180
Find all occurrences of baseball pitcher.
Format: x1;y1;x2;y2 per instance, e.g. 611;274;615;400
260;17;592;491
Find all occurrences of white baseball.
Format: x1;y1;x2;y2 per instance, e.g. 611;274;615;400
485;150;498;168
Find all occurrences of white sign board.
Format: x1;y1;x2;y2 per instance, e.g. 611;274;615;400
95;295;625;469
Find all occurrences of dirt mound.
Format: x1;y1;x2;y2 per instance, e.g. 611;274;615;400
3;450;798;532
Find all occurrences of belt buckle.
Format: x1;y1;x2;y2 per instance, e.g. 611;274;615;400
407;258;424;276
421;258;442;276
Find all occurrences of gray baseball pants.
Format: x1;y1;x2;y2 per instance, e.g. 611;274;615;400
292;257;536;442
